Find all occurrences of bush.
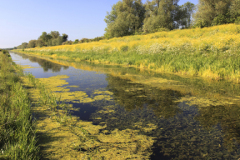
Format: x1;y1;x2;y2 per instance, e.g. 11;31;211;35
2;50;8;54
235;17;240;24
120;45;129;52
212;14;226;26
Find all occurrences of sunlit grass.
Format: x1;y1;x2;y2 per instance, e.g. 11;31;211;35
0;51;39;159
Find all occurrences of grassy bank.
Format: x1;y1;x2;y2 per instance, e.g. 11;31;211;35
15;24;240;83
0;50;39;159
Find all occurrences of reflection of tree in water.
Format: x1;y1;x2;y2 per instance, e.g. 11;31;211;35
106;75;183;118
91;75;240;159
17;53;69;72
196;104;240;152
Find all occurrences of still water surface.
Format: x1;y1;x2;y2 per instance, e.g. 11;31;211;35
10;52;240;159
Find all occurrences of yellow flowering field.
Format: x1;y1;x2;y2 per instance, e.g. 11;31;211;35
24;24;240;54
16;24;240;83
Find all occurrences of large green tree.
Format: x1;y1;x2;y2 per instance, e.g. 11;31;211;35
229;0;240;22
38;32;68;46
36;39;45;47
193;0;238;27
38;32;52;46
143;0;179;32
104;0;145;38
175;2;195;28
50;31;60;39
27;40;37;48
18;42;28;49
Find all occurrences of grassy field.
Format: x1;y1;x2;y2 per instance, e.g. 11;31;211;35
15;24;240;83
0;50;39;159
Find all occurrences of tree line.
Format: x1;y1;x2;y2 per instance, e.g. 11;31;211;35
17;31;106;49
16;0;240;49
104;0;240;38
17;31;68;49
104;0;195;38
63;36;105;45
194;0;240;27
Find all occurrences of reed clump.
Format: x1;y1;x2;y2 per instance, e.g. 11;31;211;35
16;24;240;83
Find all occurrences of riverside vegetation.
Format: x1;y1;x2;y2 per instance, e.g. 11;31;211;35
0;50;102;159
1;51;155;159
9;52;240;159
0;50;39;159
15;24;240;83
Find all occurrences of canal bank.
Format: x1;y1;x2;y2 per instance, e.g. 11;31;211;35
9;51;240;159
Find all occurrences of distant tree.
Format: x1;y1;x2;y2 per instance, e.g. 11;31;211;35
73;39;79;44
28;40;37;48
17;31;68;48
92;36;105;42
63;40;73;45
79;38;90;43
51;38;58;46
104;0;145;38
36;39;45;47
56;36;63;45
62;33;68;42
39;32;52;46
50;31;60;39
21;42;28;49
47;39;53;46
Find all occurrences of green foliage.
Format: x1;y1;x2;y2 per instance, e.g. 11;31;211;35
62;33;68;42
17;42;28;49
79;38;90;43
143;0;182;32
120;45;129;51
91;36;105;42
2;50;8;54
62;40;73;45
36;39;45;47
104;0;145;38
105;0;195;36
193;0;240;27
212;14;227;26
17;31;69;49
50;31;60;39
73;39;79;44
175;2;195;29
0;53;39;159
235;17;240;24
62;37;105;45
28;40;37;48
39;32;52;45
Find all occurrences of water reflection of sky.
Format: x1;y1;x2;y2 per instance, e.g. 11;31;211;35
10;52;240;160
11;52;108;95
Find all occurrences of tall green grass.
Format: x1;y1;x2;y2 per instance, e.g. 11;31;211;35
0;51;39;159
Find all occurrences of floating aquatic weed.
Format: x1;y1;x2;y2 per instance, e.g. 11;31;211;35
175;96;240;108
10;51;240;159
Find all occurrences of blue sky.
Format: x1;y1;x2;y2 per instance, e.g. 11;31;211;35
0;0;198;48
